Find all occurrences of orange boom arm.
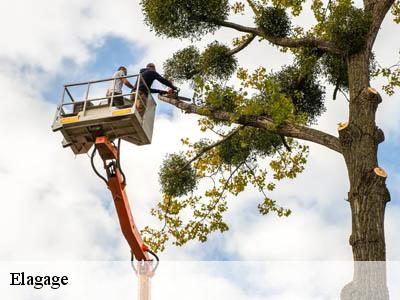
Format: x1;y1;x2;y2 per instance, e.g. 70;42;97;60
95;136;150;261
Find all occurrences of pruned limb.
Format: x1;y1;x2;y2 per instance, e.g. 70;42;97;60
159;95;343;154
338;122;349;131
374;167;387;178
227;34;256;56
212;19;343;54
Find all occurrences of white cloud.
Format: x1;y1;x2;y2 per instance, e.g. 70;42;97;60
0;1;399;299
0;73;122;260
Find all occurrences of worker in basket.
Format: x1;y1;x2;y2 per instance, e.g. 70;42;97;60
106;66;135;106
132;63;178;116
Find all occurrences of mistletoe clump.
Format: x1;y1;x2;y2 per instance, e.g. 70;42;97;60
141;0;229;39
321;53;349;90
256;6;291;38
163;42;237;82
218;128;282;166
159;153;197;197
218;133;251;166
203;84;239;112
200;42;237;80
147;129;309;251
274;66;325;123
251;129;283;156
164;46;201;82
325;3;371;54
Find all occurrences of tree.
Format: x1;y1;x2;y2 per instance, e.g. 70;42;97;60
140;1;400;298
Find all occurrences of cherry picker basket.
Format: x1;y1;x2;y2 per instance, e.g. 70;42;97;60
52;74;156;154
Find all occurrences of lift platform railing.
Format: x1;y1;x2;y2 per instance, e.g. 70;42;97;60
54;74;154;122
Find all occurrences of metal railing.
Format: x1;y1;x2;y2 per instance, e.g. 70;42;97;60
55;74;154;120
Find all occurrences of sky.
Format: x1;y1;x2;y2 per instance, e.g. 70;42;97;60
0;0;399;299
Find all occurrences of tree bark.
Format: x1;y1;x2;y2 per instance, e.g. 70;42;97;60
158;95;342;153
339;51;391;299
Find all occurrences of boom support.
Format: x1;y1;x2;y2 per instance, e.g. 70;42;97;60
95;136;150;261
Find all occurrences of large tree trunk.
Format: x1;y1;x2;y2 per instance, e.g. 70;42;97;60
339;51;391;299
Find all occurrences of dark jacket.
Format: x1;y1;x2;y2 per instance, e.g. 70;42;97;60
135;68;176;93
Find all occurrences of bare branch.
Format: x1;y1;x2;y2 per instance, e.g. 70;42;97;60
214;19;261;35
365;0;395;52
158;95;343;154
280;135;292;152
213;19;344;54
227;34;256;56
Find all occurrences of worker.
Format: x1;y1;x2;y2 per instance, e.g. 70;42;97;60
132;63;177;116
107;66;135;106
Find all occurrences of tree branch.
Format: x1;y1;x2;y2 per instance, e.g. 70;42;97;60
227;34;256;56
198;162;244;224
280;135;292;152
213;19;343;54
365;0;395;52
214;19;261;35
246;0;260;16
158;95;343;154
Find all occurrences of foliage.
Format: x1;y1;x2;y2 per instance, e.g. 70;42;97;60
268;0;306;16
143;131;308;251
235;66;321;125
292;46;323;75
163;42;237;82
202;84;239;112
250;128;283;157
231;1;245;14
236;68;290;122
163;46;201;82
200;42;237;80
321;53;348;90
310;0;372;94
373;52;400;96
256;6;292;38
141;0;229;39
147;48;317;250
217;128;282;166
321;52;377;92
310;0;326;23
393;1;400;24
325;1;371;54
218;134;251;165
381;68;400;96
273;66;325;123
216;127;284;166
139;0;396;253
158;153;197;197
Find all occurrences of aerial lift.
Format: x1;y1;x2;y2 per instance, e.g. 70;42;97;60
52;74;166;299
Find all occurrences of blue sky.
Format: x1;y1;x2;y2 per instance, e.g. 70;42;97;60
44;35;177;118
43;36;142;103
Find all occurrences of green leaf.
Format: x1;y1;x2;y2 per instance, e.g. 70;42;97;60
141;0;229;40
